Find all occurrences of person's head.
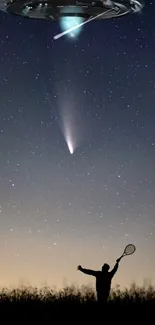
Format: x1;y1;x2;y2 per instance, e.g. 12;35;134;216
101;263;110;272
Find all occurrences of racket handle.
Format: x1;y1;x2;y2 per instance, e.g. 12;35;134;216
116;256;123;262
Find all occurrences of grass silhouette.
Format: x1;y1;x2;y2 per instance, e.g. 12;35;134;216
0;284;154;322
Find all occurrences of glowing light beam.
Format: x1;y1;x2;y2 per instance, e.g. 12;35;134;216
54;10;112;40
60;16;84;38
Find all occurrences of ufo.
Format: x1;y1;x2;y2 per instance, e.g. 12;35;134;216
0;0;144;20
0;0;144;39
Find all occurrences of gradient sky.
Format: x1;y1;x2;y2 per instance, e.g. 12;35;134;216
0;0;155;290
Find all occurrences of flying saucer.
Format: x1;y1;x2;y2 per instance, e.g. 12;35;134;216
0;0;144;20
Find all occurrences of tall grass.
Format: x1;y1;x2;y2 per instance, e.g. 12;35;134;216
0;283;155;303
0;284;154;321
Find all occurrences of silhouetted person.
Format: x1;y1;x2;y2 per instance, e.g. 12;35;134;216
77;258;121;304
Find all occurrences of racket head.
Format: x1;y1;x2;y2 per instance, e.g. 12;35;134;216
124;244;136;256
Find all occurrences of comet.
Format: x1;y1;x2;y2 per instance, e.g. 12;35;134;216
63;123;75;154
43;89;78;155
66;135;74;154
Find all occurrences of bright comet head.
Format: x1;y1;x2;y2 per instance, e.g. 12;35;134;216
68;142;74;154
66;133;74;154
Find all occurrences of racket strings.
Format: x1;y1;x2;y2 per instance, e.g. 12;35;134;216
124;244;136;255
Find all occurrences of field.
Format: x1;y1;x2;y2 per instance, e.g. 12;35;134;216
0;284;154;322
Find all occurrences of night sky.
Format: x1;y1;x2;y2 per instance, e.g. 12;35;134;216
0;0;155;289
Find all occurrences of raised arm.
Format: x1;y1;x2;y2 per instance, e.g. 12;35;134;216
77;265;97;276
110;260;119;278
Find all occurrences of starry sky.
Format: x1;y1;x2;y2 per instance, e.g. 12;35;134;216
0;0;155;290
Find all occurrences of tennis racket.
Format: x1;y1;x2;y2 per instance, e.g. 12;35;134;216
117;244;136;262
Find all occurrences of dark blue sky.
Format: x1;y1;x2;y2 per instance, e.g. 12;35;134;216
0;0;155;288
